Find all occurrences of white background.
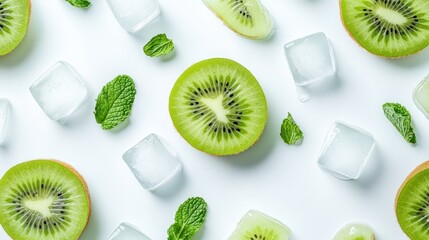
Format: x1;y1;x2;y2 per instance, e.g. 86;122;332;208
1;0;429;239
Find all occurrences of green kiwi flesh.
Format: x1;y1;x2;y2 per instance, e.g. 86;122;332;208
0;159;91;240
0;0;30;56
340;0;429;58
203;0;273;39
396;160;429;240
229;210;291;240
333;223;375;240
169;58;268;156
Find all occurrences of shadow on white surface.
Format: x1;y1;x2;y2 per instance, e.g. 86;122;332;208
220;118;277;167
385;48;429;68
152;169;186;198
60;98;94;128
355;147;384;189
80;206;102;240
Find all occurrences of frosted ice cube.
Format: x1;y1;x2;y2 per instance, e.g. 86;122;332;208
106;0;160;33
0;99;11;145
284;32;336;101
318;122;375;180
123;134;182;191
229;210;291;240
29;61;88;123
108;223;151;240
413;74;429;119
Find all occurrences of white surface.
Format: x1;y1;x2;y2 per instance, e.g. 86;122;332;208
0;1;429;239
108;223;150;240
318;122;375;180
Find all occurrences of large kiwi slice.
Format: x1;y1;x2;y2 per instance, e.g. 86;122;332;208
395;160;429;239
0;0;31;56
229;210;291;240
0;159;91;240
333;223;375;240
169;58;268;156
203;0;273;39
340;0;429;58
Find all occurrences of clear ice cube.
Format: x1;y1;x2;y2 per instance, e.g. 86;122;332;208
108;223;151;240
0;98;11;145
318;122;375;180
29;61;88;123
284;32;336;101
123;134;182;191
229;210;291;240
106;0;160;33
413;74;429;119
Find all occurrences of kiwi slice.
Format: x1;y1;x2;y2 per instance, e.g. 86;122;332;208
340;0;429;58
203;0;273;39
0;0;31;56
395;160;429;239
169;58;268;156
229;210;291;240
333;223;375;240
0;159;91;240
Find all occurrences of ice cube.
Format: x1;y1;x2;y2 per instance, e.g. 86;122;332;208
318;122;375;180
413;74;429;119
29;61;88;124
0;98;11;145
106;0;160;33
108;223;151;240
229;210;291;240
284;32;336;101
123;134;182;191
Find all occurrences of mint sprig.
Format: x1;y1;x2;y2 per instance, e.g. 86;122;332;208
94;75;136;130
280;113;303;145
66;0;91;8
382;102;416;144
167;197;207;240
143;34;174;57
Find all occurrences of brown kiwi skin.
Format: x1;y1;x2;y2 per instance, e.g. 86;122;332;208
0;0;32;56
50;159;92;235
338;0;425;59
395;160;429;235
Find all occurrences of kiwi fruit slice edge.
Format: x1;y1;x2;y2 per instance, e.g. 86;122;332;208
169;58;268;156
395;160;429;240
0;159;91;240
203;0;273;40
229;210;291;240
0;0;31;56
332;223;375;240
340;0;429;58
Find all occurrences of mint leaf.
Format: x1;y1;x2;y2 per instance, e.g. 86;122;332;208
167;197;207;240
66;0;91;8
143;34;174;57
280;113;303;145
94;75;136;130
382;102;416;144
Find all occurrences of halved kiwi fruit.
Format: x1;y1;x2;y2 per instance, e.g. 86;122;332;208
0;159;91;240
395;160;429;239
333;223;375;240
0;0;31;56
340;0;429;58
229;210;291;240
169;58;268;156
203;0;273;39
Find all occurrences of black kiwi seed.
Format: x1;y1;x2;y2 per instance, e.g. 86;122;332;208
229;0;254;26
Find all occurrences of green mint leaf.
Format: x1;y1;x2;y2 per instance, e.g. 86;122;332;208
382;102;416;144
143;34;174;57
280;113;303;145
94;75;136;130
66;0;91;8
167;197;207;240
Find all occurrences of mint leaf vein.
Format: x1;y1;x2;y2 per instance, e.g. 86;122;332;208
382;102;416;144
